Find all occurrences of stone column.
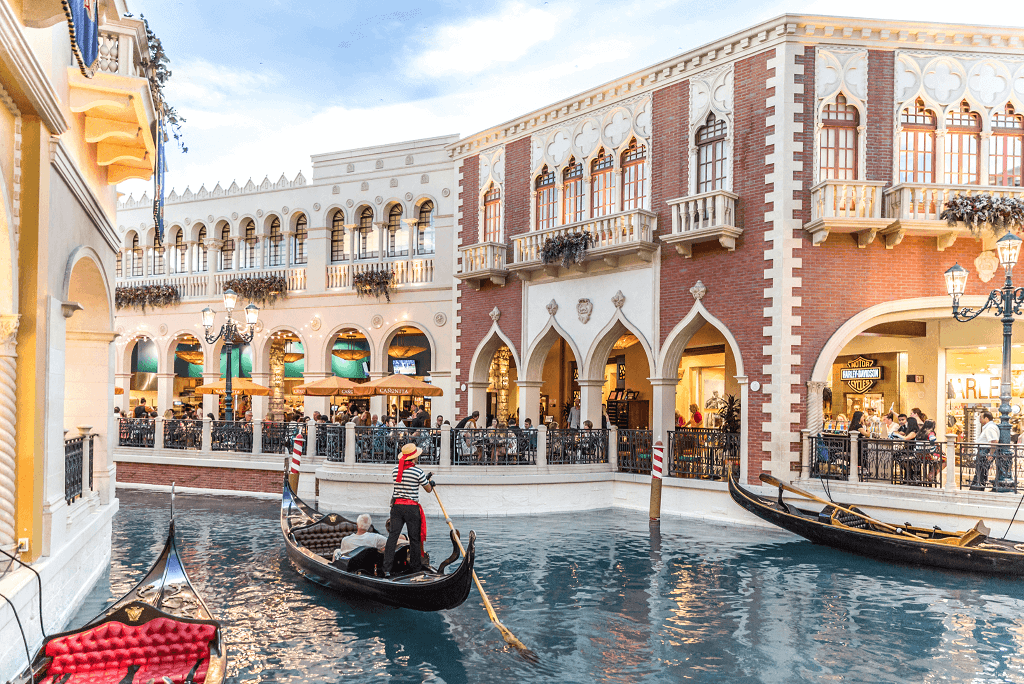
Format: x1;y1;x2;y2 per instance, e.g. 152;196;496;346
0;314;20;550
250;372;269;420
268;338;286;420
186;241;196;275
115;372;132;413
206;239;221;294
305;223;328;293
367;371;386;420
425;369;453;426
806;380;828;436
466;381;489;423
578;379;606;427
252;419;263;455
536;424;548;468
608;424;618;471
516;380;543;427
345;423;356;465
945;434;956;491
648;377;679;447
440;424;451;467
202;371;219;418
848;431;859;483
156;372;174;417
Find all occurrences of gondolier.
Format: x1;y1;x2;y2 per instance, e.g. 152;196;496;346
384;443;435;578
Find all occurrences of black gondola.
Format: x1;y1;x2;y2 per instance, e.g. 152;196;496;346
280;477;476;611
17;519;226;684
730;475;1024;575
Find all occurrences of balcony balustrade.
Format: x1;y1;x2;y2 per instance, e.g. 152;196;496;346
510;208;657;278
804;180;889;247
662;191;741;258
456;242;509;289
882;183;1024;251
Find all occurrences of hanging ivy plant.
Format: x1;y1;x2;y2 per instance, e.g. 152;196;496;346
541;232;593;268
354;269;396;302
115;284;180;312
221;275;288;306
941;194;1024;233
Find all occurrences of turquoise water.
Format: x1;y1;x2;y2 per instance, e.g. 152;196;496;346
68;490;1024;683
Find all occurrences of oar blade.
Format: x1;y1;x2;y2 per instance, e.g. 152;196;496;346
497;622;539;664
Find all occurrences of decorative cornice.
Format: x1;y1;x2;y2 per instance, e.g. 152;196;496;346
50;138;118;251
0;0;68;134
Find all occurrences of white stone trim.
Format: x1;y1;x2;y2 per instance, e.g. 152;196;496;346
0;1;67;135
50;138;118;251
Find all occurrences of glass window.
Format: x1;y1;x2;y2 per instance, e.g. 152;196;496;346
358;207;378;259
621;138;647;211
899;99;936;183
130;235;142;277
944;100;981;185
820;94;858;180
293;214;307;264
591;149;615;217
331;210;347;262
243;220;257;269
562;157;584;225
417;201;435;254
268;217;283;266
174;230;185;273
116;251;122;278
696;114;728;193
386;205;407;257
483;184;501;242
151;233;163;274
991;104;1024;188
195;226;207;272
220;225;233;271
536;166;557;230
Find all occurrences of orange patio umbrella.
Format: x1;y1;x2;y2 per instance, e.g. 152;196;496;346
195;377;271;396
292;376;362;396
354;374;443;397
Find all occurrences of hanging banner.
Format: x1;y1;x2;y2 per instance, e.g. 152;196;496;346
153;119;166;241
62;0;99;77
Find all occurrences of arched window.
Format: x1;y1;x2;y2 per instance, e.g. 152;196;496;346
590;149;615;217
945;100;981;185
991;104;1024;187
535;166;557;230
116;251;122;278
820;94;858;180
293;214;307;264
563;157;584;225
416;201;434;255
330;210;347;262
620;138;647;211
151;233;164;274
358;207;377;259
195;226;208;272
242;219;257;269
268;217;283;266
483;183;501;242
173;230;185;273
130;235;142;277
386;205;407;258
220;225;234;271
696;114;728;193
899;99;936;183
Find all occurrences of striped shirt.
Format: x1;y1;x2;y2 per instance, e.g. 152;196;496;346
392;464;428;502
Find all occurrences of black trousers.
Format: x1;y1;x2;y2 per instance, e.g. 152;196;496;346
384;503;423;574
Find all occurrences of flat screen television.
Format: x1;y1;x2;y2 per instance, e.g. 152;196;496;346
393;359;416;375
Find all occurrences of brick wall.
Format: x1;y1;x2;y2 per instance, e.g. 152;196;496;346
865;50;895;184
117;462;281;493
651;80;688;241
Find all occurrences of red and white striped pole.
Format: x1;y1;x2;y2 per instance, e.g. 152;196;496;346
288;432;304;493
649;439;664;522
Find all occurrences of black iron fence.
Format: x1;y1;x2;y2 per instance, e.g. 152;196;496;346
317;424;346;461
355;426;441;465
453;428;537;465
668;428;740;480
812;435;944;487
163;419;202;450
547;429;608;465
64;436;84;504
617;429;653;474
262;421;306;455
956;442;1023;492
118;418;154;448
809;433;850;480
211;421;253;453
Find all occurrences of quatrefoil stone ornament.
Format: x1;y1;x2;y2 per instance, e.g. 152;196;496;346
547;131;570;163
604;111;632;147
923;61;963;101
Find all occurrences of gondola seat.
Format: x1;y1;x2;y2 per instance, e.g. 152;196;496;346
333;546;382;574
41;614;217;683
291;519;359;557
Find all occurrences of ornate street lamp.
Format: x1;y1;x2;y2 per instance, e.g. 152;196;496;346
945;232;1024;490
201;289;259;421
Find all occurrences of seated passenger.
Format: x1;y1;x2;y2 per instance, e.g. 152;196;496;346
333;514;405;561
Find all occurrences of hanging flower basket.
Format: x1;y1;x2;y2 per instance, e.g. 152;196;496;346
221;275;289;306
940;194;1024;234
115;284;180;312
540;231;593;269
354;269;396;302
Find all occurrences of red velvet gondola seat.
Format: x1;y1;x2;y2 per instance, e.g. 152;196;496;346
40;615;217;684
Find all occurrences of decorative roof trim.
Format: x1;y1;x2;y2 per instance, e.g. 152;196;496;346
0;0;68;134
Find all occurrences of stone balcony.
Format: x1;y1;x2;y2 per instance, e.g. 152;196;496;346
881;183;1024;250
662;190;741;257
510;209;657;278
804;180;890;247
456;242;509;289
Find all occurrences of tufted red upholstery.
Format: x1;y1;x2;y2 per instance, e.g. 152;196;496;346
41;616;217;683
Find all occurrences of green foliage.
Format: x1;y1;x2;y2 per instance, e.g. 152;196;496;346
221;275;288;306
115;284;180;312
353;269;395;302
540;232;593;268
941;194;1024;233
138;14;186;153
718;394;742;434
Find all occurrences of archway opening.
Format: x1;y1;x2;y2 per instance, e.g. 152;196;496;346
674;322;738;430
129;338;158;413
265;330;304;419
486;346;518;427
328;327;372;416
386;325;433;418
602;333;652;430
171;334;204;416
539;336;578;427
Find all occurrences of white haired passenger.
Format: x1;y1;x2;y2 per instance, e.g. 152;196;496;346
333;514;406;561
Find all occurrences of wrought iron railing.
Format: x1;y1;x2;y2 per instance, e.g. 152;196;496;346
317;423;346;461
891;440;944;487
262;421;307;455
956;442;1022;492
547;429;608;465
857;438;897;482
667;429;740;480
452;428;537;465
65;436;84;504
211;421;253;453
809;433;850;480
88;435;94;491
118;418;155;448
354;426;440;465
163;419;202;450
617;429;653;473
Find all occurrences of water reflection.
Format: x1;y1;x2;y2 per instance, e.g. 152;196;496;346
65;492;1024;683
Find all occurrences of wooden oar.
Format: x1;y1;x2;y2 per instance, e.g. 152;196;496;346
759;474;923;538
431;487;538;663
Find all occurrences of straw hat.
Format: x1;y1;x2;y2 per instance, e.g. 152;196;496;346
400;443;422;461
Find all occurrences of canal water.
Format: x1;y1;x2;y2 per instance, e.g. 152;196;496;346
69;490;1024;683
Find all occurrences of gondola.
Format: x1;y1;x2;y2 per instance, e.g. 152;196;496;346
729;474;1024;575
281;477;476;611
15;519;226;684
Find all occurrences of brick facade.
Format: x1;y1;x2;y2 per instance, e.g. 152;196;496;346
117;462;282;493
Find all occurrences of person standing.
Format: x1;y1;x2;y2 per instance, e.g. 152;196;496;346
568;400;581;429
972;411;1000;491
133;397;148;418
383;444;434;577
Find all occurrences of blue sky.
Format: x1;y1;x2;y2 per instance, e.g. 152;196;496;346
120;0;1016;199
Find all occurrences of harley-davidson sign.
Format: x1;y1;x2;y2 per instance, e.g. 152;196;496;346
841;357;882;393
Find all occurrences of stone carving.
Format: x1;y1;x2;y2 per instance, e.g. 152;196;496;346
690;280;707;301
0;313;20;547
207;214;214;223
232;212;238;219
573;119;600;156
612;290;625;309
442;188;450;197
434;312;447;327
421;174;429;184
690;64;734;139
405;155;414;165
375;159;384;169
346;164;354;173
816;48;868;103
894;51;1024;111
405;193;413;201
158;324;168;336
489;307;500;323
976;250;999;283
969;61;1011;106
0;314;19;354
546;130;570;164
346;199;354;207
479;147;505;189
577;298;593;324
603;110;633;148
375;196;383;205
546;299;558;316
118;225;125;233
310;315;322;331
282;206;289;215
255;211;262;218
390;178;398;188
371;314;384;329
332;185;340;194
360;181;369;191
634;98;653;138
185;218;191;225
255;319;265;333
313;203;321;211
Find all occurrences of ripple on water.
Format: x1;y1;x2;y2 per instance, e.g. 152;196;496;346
63;491;1024;684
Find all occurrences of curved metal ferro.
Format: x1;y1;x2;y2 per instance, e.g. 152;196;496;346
1010;288;1024;317
952;290;1001;322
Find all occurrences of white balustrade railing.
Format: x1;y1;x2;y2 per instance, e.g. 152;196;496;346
327;258;435;291
884;183;1024;224
393;258;434;285
213;268;305;293
667;190;739;235
97;24;144;77
810;180;886;222
326;264;351;289
459;242;508;275
115;274;208;298
513;208;657;264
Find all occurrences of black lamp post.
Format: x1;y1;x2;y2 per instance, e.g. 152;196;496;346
945;232;1024;489
201;288;259;422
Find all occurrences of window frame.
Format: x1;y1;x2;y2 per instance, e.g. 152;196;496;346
819;93;859;181
944;100;981;186
416;200;435;255
590;149;615;218
386;205;407;258
535;166;557;231
292;214;308;265
990;103;1023;188
330;210;347;263
898;98;937;184
483;183;502;243
130;235;142;277
267;217;283;267
242;220;257;269
220;225;234;271
620;138;647;211
358;207;377;260
696;114;728;194
562;158;584;225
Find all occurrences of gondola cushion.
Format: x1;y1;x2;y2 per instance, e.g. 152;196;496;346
292;520;359;556
43;617;217;683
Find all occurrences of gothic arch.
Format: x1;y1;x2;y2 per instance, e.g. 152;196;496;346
523;317;583;382
467;322;521;387
657;299;746;380
583;308;655;382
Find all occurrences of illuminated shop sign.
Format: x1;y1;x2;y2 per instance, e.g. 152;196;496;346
841;357;882;393
947;373;1024;400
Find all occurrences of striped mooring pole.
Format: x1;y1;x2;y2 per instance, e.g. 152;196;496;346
649;439;664;522
288;432;304;493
